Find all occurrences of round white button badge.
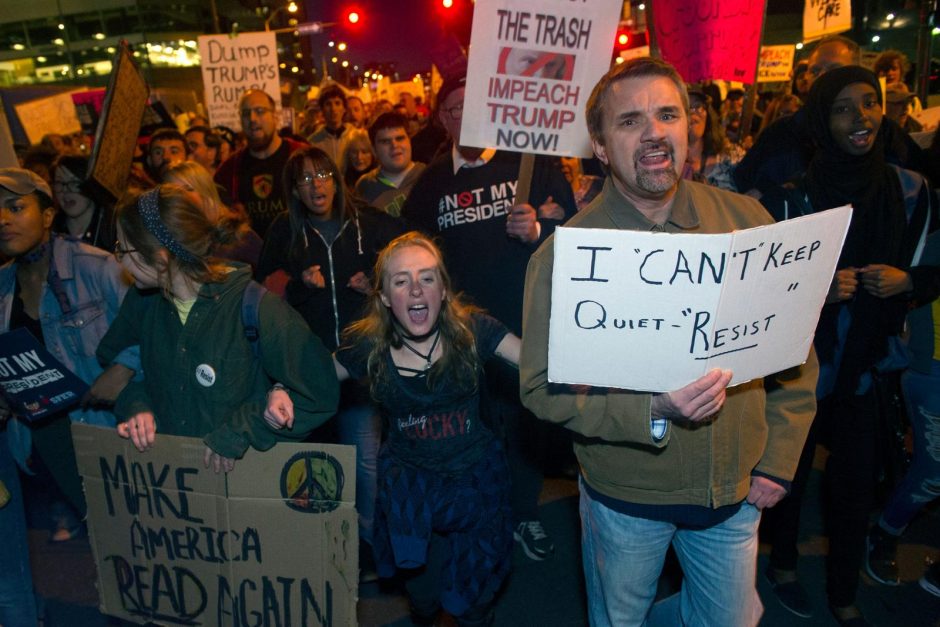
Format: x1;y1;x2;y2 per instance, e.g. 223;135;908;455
195;364;216;387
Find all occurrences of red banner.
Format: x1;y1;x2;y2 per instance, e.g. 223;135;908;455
651;0;766;84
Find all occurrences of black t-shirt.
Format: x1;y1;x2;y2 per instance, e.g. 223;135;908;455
237;142;293;237
336;313;509;473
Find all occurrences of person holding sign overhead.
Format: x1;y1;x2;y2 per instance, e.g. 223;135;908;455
520;58;819;626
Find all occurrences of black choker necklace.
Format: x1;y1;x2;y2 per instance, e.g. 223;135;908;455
395;318;440;343
399;329;441;372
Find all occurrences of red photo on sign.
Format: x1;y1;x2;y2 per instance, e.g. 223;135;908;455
497;47;576;81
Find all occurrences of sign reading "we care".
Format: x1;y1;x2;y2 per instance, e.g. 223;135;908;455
547;207;852;392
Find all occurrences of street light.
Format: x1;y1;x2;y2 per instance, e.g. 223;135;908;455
265;2;299;31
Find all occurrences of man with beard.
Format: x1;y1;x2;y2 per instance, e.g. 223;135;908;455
519;57;818;626
215;90;307;237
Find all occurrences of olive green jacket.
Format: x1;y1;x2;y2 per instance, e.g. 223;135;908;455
98;266;339;458
520;178;818;507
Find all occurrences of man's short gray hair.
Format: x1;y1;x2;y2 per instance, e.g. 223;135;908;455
585;57;689;144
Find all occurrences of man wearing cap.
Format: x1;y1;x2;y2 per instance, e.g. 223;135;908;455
215;90;308;238
0;167;132;625
885;83;922;134
401;72;578;563
520;58;817;625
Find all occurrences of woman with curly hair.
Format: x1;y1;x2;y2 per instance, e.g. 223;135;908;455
331;232;518;626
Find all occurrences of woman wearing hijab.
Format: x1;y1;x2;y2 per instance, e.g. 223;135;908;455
760;66;934;625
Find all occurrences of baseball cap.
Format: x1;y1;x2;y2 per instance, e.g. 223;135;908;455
0;167;52;198
885;83;915;105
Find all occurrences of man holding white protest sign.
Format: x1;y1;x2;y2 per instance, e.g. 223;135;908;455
520;58;819;626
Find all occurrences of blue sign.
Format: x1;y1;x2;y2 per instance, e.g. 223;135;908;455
0;328;88;422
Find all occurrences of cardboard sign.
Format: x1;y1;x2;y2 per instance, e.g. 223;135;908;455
758;45;796;83
198;32;279;130
803;0;851;42
547;207;852;392
913;105;940;131
72;424;358;626
0;102;17;168
0;328;88;421
651;0;766;84
14;89;85;145
88;44;149;201
462;0;622;157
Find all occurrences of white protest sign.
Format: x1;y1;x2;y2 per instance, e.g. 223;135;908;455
758;45;796;83
198;32;279;130
462;0;622;157
14;89;85;145
548;206;852;392
803;0;852;42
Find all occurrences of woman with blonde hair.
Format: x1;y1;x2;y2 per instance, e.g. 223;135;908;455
341;131;376;189
328;232;518;626
163;161;263;267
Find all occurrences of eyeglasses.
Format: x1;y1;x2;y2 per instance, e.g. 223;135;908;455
297;171;333;187
689;102;707;114
240;106;274;118
53;180;82;192
114;243;137;260
444;103;463;120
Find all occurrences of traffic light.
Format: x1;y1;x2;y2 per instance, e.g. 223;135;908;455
442;0;454;8
345;8;361;26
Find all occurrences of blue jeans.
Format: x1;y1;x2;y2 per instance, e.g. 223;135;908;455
580;484;763;627
0;430;38;627
336;393;381;545
880;361;940;533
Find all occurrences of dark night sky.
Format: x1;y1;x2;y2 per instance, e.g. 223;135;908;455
301;0;473;78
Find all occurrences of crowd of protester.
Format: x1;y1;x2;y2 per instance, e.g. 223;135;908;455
1;34;939;627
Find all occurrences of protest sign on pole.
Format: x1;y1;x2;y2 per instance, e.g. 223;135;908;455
88;43;149;202
198;32;279;130
650;0;766;85
758;45;796;83
461;0;622;158
14;89;85;145
547;206;852;392
803;0;852;42
0;329;88;422
73;424;358;626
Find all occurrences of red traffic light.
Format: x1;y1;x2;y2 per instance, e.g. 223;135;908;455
617;32;629;46
346;9;360;24
442;0;454;7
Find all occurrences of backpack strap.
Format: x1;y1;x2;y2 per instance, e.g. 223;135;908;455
242;280;268;359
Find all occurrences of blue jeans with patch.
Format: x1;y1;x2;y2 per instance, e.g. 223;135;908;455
0;429;38;627
579;483;763;627
880;361;940;533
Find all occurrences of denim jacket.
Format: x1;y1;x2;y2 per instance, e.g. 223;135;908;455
0;236;131;437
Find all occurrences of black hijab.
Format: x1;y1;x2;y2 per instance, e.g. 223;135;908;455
804;65;906;269
803;66;909;394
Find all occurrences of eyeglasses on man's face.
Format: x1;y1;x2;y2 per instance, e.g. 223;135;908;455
240;106;274;118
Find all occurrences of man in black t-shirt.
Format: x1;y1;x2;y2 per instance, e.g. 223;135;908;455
214;90;307;237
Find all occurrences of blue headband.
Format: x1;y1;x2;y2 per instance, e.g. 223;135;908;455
136;188;199;264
